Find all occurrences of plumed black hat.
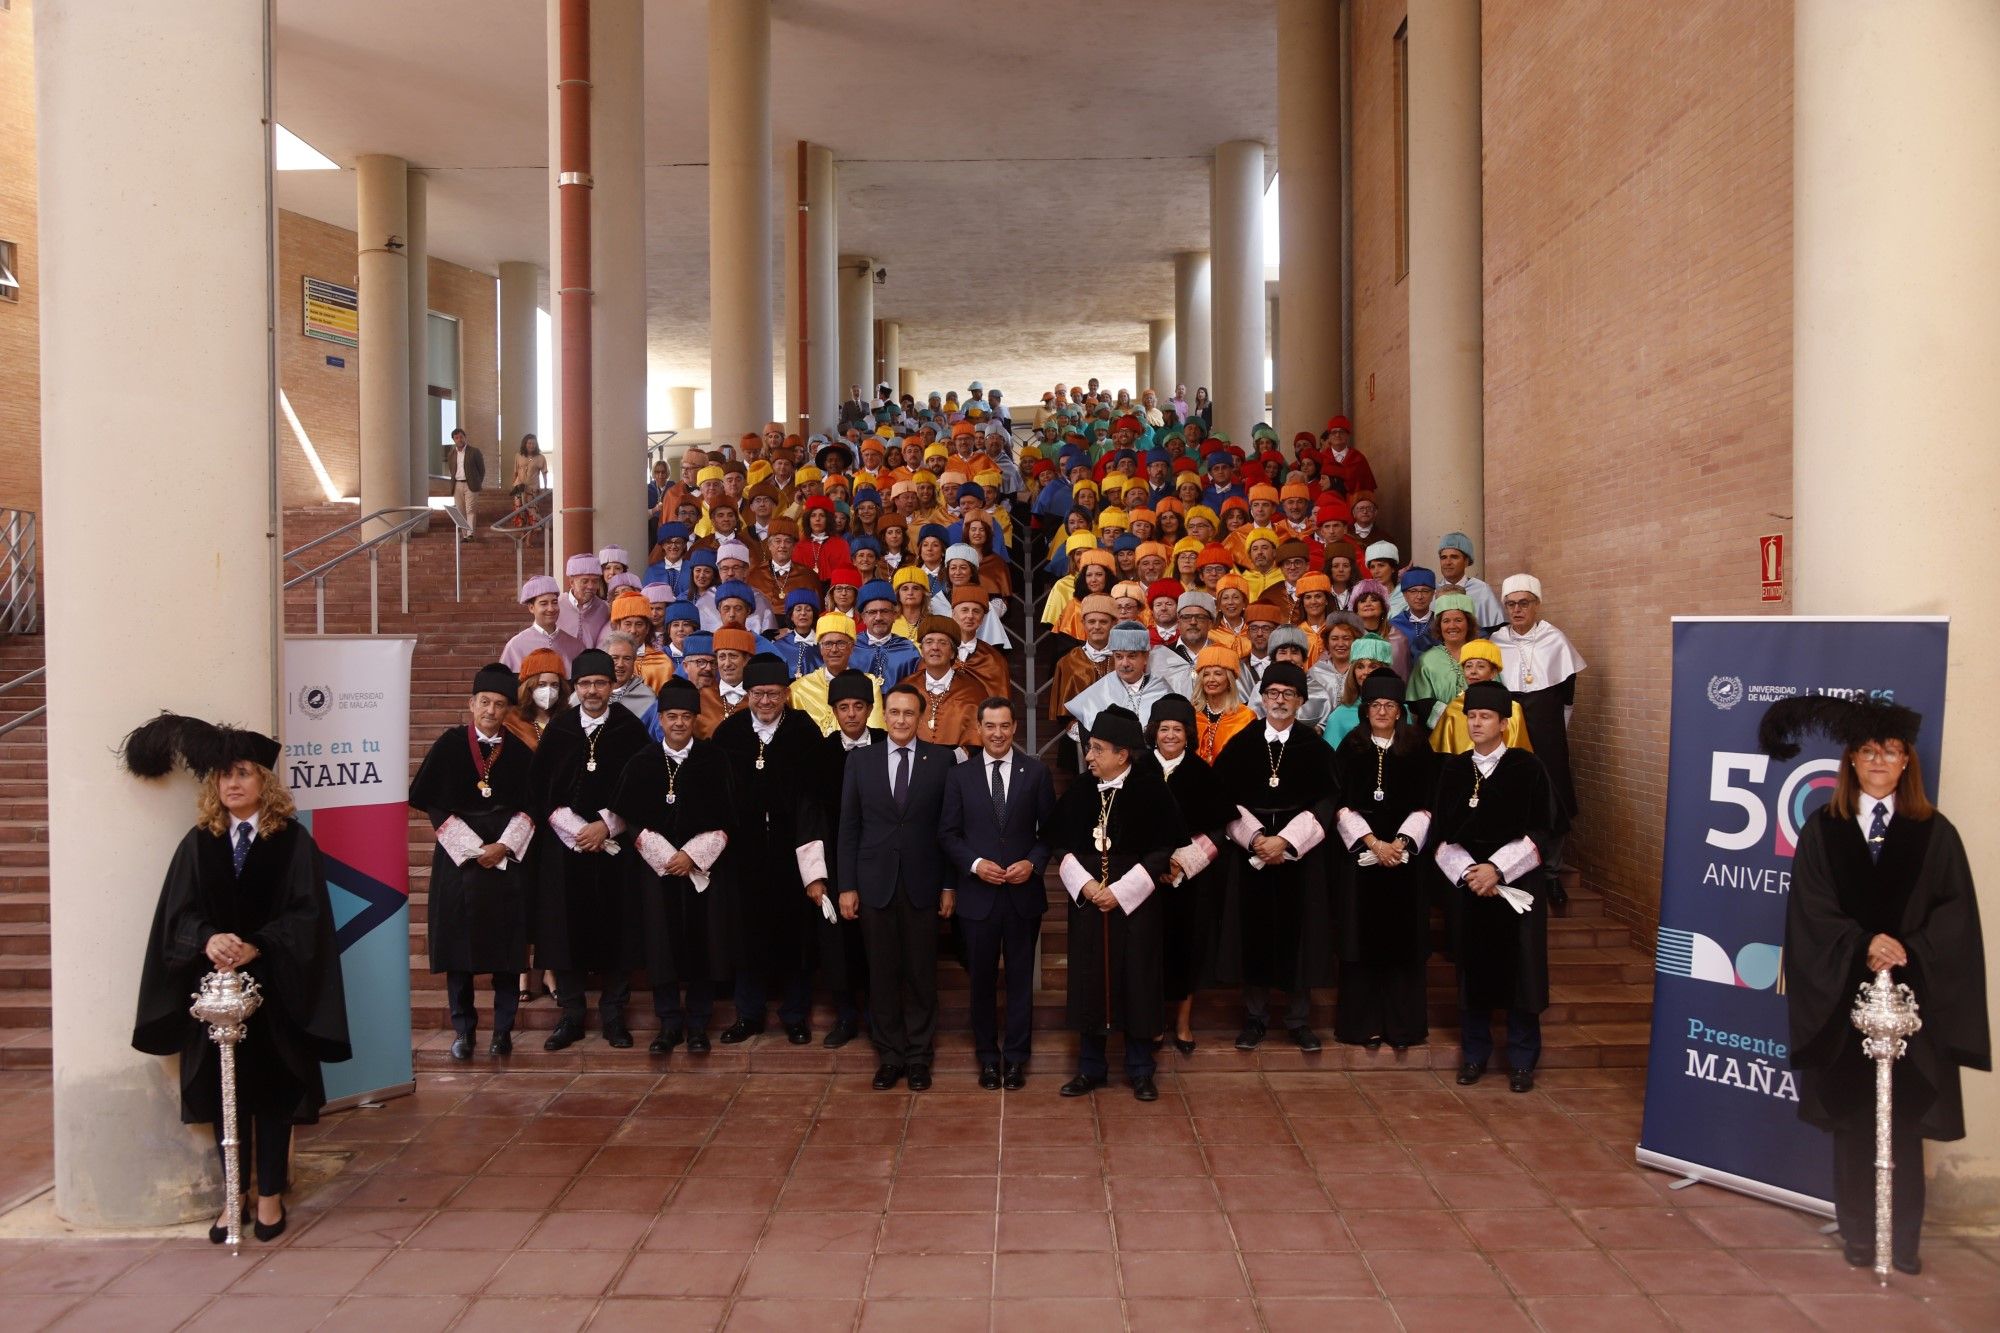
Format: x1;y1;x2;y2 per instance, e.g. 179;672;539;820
119;711;282;779
1758;695;1922;760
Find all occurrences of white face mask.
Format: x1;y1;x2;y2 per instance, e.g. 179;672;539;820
532;685;559;709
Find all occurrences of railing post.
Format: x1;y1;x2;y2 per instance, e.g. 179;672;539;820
400;533;411;615
315;578;325;635
455;517;462;603
368;547;379;635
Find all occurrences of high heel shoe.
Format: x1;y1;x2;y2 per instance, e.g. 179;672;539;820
1171;1036;1197;1056
208;1199;251;1244
253;1203;287;1243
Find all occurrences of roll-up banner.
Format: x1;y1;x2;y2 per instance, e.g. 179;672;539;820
1637;616;1949;1214
282;636;418;1109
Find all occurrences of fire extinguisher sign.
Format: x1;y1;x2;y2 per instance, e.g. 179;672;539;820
1758;534;1785;603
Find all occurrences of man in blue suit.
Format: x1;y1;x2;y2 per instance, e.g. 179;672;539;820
838;684;955;1092
940;697;1057;1091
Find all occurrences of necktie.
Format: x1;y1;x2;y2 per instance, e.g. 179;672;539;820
232;822;253;876
1869;801;1889;861
892;747;910;808
990;759;1008;824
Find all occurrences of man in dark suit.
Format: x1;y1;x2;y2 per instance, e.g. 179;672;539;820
838;683;954;1091
940;697;1056;1090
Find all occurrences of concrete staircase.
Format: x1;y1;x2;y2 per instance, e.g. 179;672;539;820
0;505;1659;1080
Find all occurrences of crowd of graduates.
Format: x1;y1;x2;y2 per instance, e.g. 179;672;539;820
430;377;1590;1096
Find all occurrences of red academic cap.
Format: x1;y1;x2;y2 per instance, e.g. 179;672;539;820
1323;416;1352;433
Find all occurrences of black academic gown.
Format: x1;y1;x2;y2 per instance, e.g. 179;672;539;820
1515;677;1577;826
712;709;830;983
1430;748;1555;1013
813;728;887;994
411;726;536;974
1155;752;1235;1003
1332;726;1441;967
608;739;737;983
1210;724;1343;990
527;706;653;972
132;822;352;1124
1051;762;1185;1039
1785;808;1989;1139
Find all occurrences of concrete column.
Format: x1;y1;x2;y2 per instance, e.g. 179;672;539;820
1133;351;1152;398
839;256;874;405
1795;0;2000;1227
708;0;773;452
898;367;917;400
356;153;411;529
1277;0;1344;441
39;0;273;1226
1173;252;1211;399
783;142;838;435
1405;0;1485;557
406;170;431;508
879;320;901;401
1267;292;1281;440
1148;318;1175;399
499;261;541;458
593;0;648;562
1211;140;1267;446
666;387;698;433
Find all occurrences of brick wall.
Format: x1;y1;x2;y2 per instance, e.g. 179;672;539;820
0;0;39;517
1479;0;1795;940
278;209;498;509
1349;0;1412;544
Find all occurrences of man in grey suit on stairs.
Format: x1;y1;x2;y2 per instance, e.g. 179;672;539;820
838;683;955;1092
940;697;1056;1091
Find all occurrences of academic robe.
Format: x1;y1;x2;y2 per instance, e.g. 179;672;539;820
852;633;922;694
410;726;538;974
898;668;987;748
1430;748;1556;1013
789;667;886;735
1785;808;1989;1139
556;592;611;648
811;728;886;995
695;684;749;740
1405;645;1466;729
747;564;821;613
954;639;1010;700
1051;762;1186;1038
1194;703;1257;765
711;710;832;984
1428;694;1533;755
1048;645;1113;724
1065;671;1180;737
131;822;351;1124
1491;621;1586;822
1155;752;1236;1003
607;740;736;983
1209;722;1343;991
762;631;824;680
1332;728;1439;966
500;623;588;674
527;706;653;972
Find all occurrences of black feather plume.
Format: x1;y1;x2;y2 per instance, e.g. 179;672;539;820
1758;695;1921;760
118;712;227;779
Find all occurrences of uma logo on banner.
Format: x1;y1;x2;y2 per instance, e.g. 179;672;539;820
1637;617;1948;1215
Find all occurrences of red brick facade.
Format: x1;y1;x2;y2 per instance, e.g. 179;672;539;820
0;0;40;517
1349;0;1412;546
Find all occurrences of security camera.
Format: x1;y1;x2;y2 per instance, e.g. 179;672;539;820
873;266;887;285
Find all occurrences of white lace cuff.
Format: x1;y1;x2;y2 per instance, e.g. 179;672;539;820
437;816;483;867
1491;834;1542;885
1335;808;1372;850
637;829;677;876
1058;853;1091;902
499;813;535;861
796;838;828;886
1435;841;1475;885
1397;810;1432;850
1226;806;1263;850
1106;861;1156;914
1274;810;1324;859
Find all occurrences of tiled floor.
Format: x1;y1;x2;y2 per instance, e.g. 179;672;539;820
3;1059;1997;1331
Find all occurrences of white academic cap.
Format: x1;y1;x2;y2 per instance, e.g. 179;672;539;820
565;554;602;578
715;541;751;565
1364;541;1400;565
597;545;630;567
1501;574;1543;600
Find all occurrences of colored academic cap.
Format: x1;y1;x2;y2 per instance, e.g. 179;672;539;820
680;632;716;658
1364;541;1400;565
598;545;630;568
1400;566;1437;590
1501;574;1543;600
1437;531;1476;561
565;553;602;578
1107;622;1151;652
520;575;559;603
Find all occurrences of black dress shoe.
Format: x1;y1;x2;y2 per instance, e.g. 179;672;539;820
1843;1242;1872;1268
719;1018;760;1044
784;1022;812;1046
252;1204;287;1243
822;1019;860;1049
1234;1020;1267;1051
979;1064;1002;1090
1893;1255;1922;1276
685;1030;711;1054
872;1063;906;1090
1002;1063;1027;1091
1170;1037;1196;1056
543;1019;583;1052
603;1024;634;1049
1507;1068;1535;1094
449;1035;474;1061
648;1028;683;1056
1059;1073;1106;1097
1364;1038;1383;1052
1131;1076;1159;1102
1455;1062;1486;1085
907;1066;933;1092
488;1032;512;1057
208;1200;249;1244
1288;1026;1323;1052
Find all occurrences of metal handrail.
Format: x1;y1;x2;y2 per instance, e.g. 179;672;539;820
645;430;680;471
282;505;461;635
0;509;39;637
490;489;554;590
0;665;46;738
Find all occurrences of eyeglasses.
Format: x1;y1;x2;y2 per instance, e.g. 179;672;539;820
1855;745;1908;763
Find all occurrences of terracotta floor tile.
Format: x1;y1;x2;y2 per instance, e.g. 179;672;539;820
1610;1246;1772;1295
1242;1250;1378;1300
402;1208;541;1250
989;1297;1125;1331
996;1209;1113;1252
1365;1249;1508;1298
479;1143;600;1175
1570;1206;1712;1250
191;1292;342;1327
1259;1296;1403;1332
101;1246;268;1295
289;1207;430;1249
998;1173;1106;1212
1407;1141;1524;1174
722;1298;860;1332
225;1247;387;1296
311;1294;466;1332
1389;1295;1538;1331
1124;1296;1262;1331
866;1252;994;1299
1537;1171;1667;1210
585;1297;732;1332
896;1144;1002;1177
1784;1292;1960;1332
1202;1143;1312;1175
453;1295;597;1331
585;1145;696;1177
1226;1210;1356;1253
1457;1206;1593;1251
1345;1209;1473;1250
355;1249;506;1296
1491;1247;1638;1297
737;1250;868;1299
857;1297;992;1332
1101;1143;1203;1176
44;1292;210;1332
878;1211;997;1254
1654;1293;1820;1332
886;1174;998;1213
776;1174;892;1212
1106;1175;1217;1211
790;1144;900;1178
1521;1293;1675;1331
557;1173;677;1211
1213;1173;1328;1212
342;1172;467;1209
483;1248;626;1297
1114;1207;1237;1251
444;1172;568;1210
0;1244;145;1294
1323;1171;1441;1210
992;1250;1121;1298
3;1296;75;1333
665;1175;785;1212
687;1144;802;1178
1097;1116;1197;1146
1118;1249;1250;1297
641;1211;769;1251
1686;1202;1843;1250
612;1249;750;1298
1191;1115;1296;1144
521;1209;654;1250
758;1210;883;1253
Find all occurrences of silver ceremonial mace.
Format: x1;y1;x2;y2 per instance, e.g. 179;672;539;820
1850;966;1921;1285
191;971;264;1251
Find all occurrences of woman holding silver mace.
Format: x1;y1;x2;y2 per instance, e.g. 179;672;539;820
1763;697;1987;1277
124;714;350;1245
